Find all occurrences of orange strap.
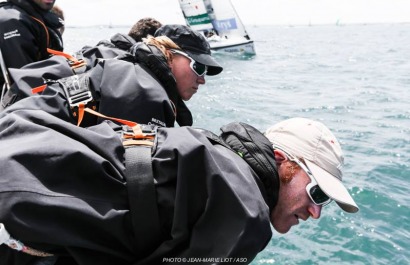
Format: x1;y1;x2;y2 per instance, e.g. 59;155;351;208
31;84;47;94
122;134;154;140
29;17;84;68
123;140;154;147
30;16;49;47
82;108;154;143
47;48;86;69
28;16;85;95
29;16;84;70
77;103;85;126
83;107;138;128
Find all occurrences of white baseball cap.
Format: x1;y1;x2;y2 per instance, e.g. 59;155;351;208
265;117;359;213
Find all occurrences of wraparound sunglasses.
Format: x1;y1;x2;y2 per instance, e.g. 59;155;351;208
273;146;332;206
171;49;208;77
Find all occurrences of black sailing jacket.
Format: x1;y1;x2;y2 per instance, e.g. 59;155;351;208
0;0;63;89
0;96;273;265
80;33;137;71
81;33;193;126
4;42;193;126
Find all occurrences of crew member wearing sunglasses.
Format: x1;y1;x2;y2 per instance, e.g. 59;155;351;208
170;49;208;100
265;117;359;234
0;116;359;264
3;24;222;130
154;24;222;124
77;24;222;128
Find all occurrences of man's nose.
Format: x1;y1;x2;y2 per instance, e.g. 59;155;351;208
197;75;206;84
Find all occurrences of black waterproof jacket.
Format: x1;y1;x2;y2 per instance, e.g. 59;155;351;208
80;33;137;71
76;33;193;126
4;42;193;126
0;97;273;265
0;0;63;88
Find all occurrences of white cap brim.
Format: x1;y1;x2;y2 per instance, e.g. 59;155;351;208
305;160;359;213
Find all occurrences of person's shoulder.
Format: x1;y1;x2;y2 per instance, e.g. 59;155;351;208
109;33;136;51
0;2;25;19
156;126;235;157
0;1;29;14
96;39;116;48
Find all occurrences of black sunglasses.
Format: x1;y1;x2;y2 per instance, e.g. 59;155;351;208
171;49;208;77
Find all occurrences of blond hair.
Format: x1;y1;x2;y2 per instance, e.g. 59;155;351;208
143;36;181;62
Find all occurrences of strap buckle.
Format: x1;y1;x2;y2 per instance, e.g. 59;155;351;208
59;75;93;108
122;124;156;137
121;124;157;147
47;48;87;75
69;51;87;74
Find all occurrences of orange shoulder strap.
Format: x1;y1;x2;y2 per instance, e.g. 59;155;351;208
30;16;49;47
47;48;86;70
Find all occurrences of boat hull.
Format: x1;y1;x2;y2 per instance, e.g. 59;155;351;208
209;39;256;55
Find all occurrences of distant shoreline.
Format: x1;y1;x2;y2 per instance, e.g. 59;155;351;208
65;21;410;29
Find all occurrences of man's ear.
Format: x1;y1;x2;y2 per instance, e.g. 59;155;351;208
168;57;174;69
274;149;288;165
274;149;294;184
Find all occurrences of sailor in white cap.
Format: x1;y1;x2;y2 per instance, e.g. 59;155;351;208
265;117;359;233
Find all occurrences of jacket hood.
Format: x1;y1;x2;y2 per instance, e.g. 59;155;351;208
110;33;137;51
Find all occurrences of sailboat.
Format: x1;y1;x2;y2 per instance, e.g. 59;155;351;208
178;0;256;55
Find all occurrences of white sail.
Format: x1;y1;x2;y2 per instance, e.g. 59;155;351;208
205;0;250;41
178;0;214;31
178;0;256;55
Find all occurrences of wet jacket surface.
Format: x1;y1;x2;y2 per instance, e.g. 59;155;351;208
0;100;272;265
0;0;63;88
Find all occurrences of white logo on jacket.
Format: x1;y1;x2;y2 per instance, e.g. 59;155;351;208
149;118;166;127
4;29;20;40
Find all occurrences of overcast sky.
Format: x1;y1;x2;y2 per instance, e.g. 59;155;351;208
56;0;410;27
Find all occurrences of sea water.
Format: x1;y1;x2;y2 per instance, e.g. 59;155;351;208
63;23;410;265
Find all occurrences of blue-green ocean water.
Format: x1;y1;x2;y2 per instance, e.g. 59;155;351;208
63;23;409;265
